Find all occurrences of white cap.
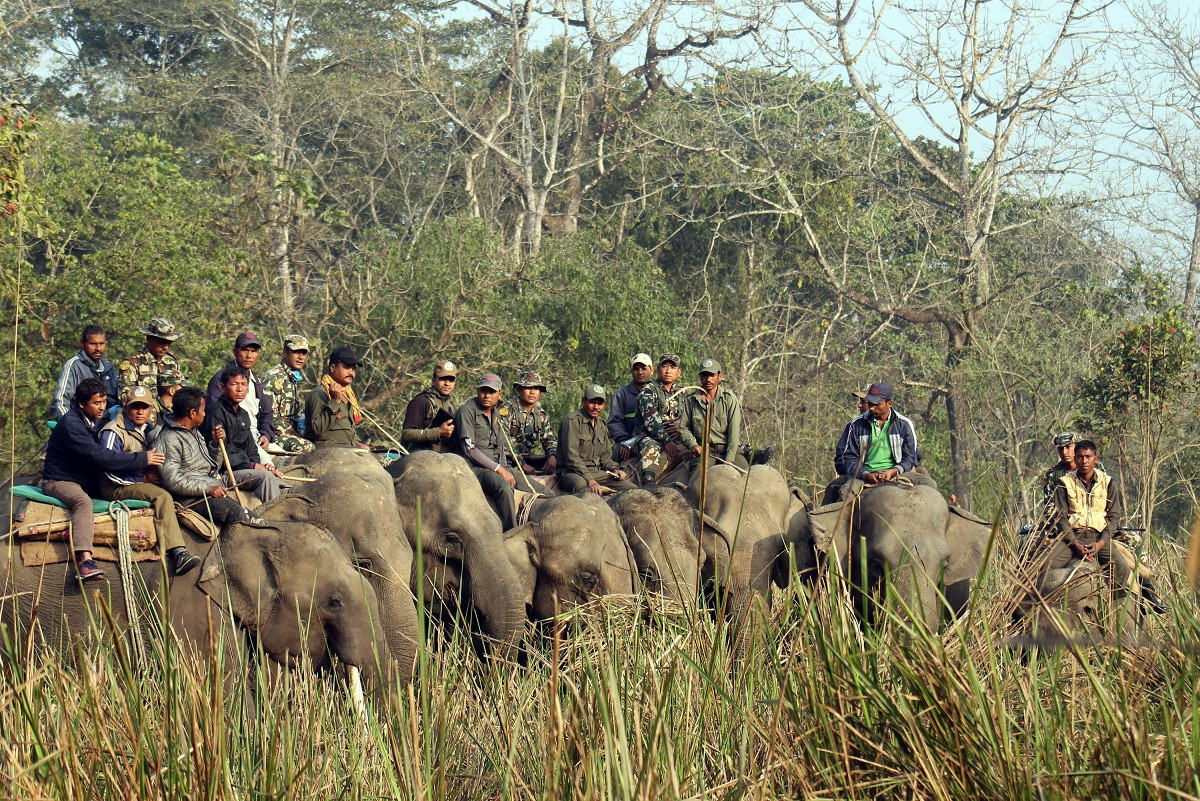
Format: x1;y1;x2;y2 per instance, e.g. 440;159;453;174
631;352;653;368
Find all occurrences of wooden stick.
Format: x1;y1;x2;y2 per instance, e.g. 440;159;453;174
355;406;409;456
217;438;249;507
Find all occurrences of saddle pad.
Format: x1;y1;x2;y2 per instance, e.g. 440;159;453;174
10;484;151;514
21;540;160;568
14;501;157;550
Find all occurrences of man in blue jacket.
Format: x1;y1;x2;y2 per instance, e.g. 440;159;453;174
41;378;165;580
50;325;119;421
823;381;922;504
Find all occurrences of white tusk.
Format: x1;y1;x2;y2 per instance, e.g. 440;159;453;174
347;664;368;723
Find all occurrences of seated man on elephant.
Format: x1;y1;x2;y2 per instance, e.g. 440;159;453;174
1048;439;1131;597
201;365;288;503
401;360;458;452
824;381;924;504
557;384;634;495
41;377;166;581
98;384;200;575
503;371;558;476
157;386;250;530
305;346;365;449
674;358;749;476
449;373;520;529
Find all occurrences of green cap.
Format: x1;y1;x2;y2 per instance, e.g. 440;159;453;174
699;358;722;374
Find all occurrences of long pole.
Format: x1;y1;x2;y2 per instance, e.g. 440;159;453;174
218;438;249;507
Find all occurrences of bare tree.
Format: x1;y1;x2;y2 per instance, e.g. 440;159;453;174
402;0;760;254
729;0;1111;507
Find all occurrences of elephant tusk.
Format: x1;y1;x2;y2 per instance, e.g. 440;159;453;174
346;664;369;724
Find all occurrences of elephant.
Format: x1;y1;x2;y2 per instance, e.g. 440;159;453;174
256;470;420;682
609;487;703;607
1015;552;1142;641
279;447;393;491
0;519;386;688
505;493;638;621
804;481;993;631
684;465;816;648
390;450;525;658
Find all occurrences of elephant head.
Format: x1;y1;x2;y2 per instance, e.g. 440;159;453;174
196;519;385;684
686;465;812;647
609;487;705;606
257;470;419;682
391;450;525;658
506;494;637;620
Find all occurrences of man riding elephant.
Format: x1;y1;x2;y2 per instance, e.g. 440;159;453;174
1047;439;1131;599
823;381;923;505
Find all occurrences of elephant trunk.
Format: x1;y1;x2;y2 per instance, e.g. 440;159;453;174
375;581;420;683
463;536;526;659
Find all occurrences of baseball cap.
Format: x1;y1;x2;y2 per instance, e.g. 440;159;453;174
477;373;503;391
514;371;547;390
156;371;183;391
434;360;458;378
864;382;893;404
328;346;360;367
120;384;155;407
1053;431;1078;448
283;334;310;351
235;332;261;350
699;358;722;375
658;353;681;366
851;384;870;399
583;384;606;401
631;353;653;368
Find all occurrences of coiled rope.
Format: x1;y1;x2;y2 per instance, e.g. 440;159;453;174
108;500;147;669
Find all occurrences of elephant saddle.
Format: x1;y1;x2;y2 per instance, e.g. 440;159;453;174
8;487;159;567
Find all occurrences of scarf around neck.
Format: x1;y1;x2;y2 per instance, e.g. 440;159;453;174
321;373;362;424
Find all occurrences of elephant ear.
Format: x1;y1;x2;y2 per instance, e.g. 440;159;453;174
945;505;995;584
255;493;318;523
504;523;541;607
197;523;282;630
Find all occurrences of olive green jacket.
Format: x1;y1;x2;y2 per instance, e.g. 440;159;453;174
557;410;618;482
676;386;741;457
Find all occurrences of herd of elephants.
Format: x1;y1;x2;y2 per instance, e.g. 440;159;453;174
1;446;1124;695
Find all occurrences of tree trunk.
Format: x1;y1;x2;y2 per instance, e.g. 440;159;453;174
945;322;973;509
1186;203;1200;320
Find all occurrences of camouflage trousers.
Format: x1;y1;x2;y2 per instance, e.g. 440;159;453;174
274;432;315;454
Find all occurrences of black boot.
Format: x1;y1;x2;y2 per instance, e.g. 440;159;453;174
751;445;775;466
169;547;201;576
1139;577;1169;615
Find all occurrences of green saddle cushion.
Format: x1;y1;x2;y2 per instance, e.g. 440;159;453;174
11;484;152;513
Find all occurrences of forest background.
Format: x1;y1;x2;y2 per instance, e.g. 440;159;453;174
2;0;1199;536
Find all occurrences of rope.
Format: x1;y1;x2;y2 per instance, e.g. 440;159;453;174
108;500;147;670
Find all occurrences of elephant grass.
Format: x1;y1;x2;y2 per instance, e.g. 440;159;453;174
2;542;1200;799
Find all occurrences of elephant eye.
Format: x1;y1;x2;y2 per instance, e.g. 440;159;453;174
328;595;344;610
577;571;599;593
355;557;373;572
445;531;462;545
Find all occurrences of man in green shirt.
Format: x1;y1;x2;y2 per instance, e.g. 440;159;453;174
676;358;748;471
557;385;634;494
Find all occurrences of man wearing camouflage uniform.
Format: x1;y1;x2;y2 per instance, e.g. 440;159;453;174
118;316;185;420
1041;431;1079;506
401;360;459;453
636;353;685;474
263;334;315;454
502;371;557;476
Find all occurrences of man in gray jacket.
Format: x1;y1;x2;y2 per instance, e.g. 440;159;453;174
156;386;249;529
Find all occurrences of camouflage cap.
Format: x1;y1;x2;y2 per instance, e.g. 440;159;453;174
851;383;871;399
514;371;547;390
139;316;182;342
120;384;155;408
583;383;606;401
434;360;458;378
1053;431;1078;447
156;370;183;391
658;353;681;366
698;358;722;375
283;334;310;351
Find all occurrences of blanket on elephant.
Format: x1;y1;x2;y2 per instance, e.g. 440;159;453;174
12;499;158;551
20;539;160;568
10;484;151;515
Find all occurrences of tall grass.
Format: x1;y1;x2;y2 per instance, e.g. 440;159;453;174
2;538;1199;800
